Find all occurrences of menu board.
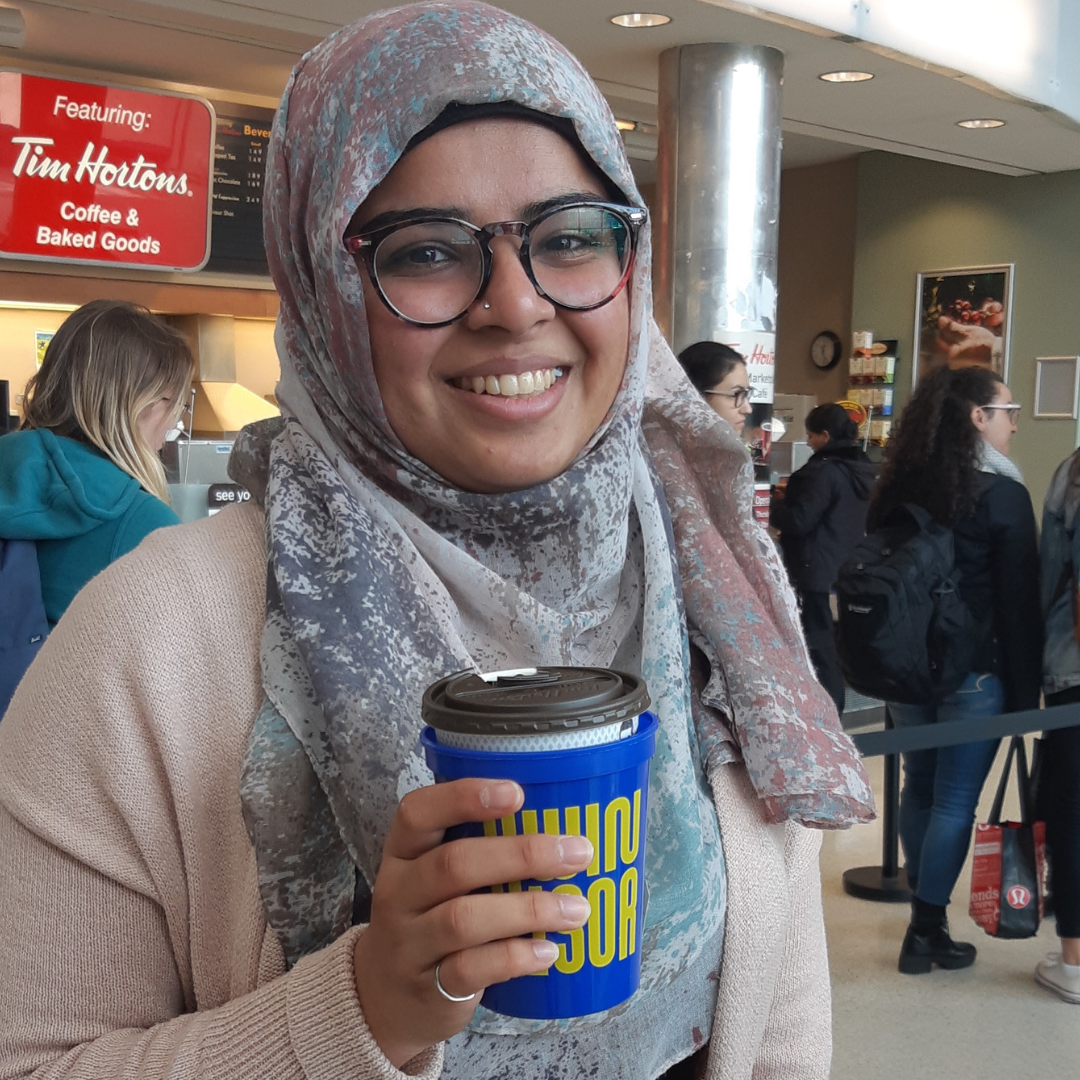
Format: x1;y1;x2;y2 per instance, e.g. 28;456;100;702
205;109;272;275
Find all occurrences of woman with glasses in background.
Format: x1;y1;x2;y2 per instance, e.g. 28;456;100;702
869;364;1041;976
677;341;753;438
0;300;192;629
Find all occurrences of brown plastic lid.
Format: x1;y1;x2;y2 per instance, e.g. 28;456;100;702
422;667;651;736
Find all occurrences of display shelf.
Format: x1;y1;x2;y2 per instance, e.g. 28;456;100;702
847;336;898;446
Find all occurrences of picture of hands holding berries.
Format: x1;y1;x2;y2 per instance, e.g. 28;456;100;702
915;265;1012;384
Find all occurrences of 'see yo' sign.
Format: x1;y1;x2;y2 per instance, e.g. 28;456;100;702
0;71;214;271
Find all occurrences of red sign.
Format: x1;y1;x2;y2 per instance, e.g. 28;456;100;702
0;72;214;271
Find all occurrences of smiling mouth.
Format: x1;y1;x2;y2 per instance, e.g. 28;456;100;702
452;367;565;397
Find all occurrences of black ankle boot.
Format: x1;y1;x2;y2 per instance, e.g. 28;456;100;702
897;897;976;975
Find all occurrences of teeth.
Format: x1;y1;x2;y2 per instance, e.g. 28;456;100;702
455;367;563;396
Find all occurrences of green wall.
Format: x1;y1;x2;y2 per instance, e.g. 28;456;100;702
853;151;1080;511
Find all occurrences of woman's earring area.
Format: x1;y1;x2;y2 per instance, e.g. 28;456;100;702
434;962;478;1003
483;302;491;309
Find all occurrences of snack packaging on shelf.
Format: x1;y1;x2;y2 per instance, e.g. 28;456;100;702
845;335;897;445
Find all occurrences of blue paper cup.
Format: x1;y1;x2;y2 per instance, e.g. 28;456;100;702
421;705;656;1019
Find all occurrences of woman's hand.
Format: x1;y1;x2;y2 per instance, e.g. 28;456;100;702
352;778;594;1068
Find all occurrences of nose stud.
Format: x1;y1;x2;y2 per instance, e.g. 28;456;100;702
483;302;491;309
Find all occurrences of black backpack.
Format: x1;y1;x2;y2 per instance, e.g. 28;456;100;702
834;504;975;705
0;538;48;717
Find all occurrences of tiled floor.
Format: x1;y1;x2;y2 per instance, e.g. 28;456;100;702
822;745;1080;1080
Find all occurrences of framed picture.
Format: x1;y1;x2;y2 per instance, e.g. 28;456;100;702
1034;357;1080;419
912;264;1013;386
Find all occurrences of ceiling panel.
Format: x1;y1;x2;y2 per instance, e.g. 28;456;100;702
10;0;1080;175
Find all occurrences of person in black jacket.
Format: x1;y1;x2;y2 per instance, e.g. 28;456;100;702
1036;450;1080;1003
869;364;1042;976
770;403;877;714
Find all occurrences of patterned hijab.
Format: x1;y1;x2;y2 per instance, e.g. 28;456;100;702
234;0;873;976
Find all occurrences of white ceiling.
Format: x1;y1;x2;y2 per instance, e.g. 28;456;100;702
11;0;1080;178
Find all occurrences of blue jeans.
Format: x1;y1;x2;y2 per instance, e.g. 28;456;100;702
889;673;1003;908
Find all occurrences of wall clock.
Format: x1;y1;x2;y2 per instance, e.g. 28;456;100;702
811;330;843;370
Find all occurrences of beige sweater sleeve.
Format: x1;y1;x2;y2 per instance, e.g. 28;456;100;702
0;506;442;1080
0;808;437;1079
705;761;831;1080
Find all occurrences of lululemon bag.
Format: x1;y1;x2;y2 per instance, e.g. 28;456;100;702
970;736;1046;939
834;503;975;705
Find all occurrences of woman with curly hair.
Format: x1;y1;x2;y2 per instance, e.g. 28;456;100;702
869;364;1041;975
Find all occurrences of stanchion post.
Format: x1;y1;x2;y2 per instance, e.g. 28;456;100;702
881;742;901;879
842;706;911;902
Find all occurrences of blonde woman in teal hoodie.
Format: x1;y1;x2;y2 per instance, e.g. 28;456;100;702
0;300;193;626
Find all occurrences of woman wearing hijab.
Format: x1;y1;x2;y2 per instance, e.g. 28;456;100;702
0;6;872;1079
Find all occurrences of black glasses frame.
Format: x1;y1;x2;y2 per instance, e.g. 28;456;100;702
704;387;751;409
343;201;647;328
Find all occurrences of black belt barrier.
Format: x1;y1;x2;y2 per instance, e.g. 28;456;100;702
851;700;1080;758
841;700;1080;903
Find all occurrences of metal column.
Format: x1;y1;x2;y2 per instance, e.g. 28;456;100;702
655;44;784;470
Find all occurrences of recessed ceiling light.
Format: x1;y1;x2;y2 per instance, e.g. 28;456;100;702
957;118;1006;129
610;13;672;29
819;70;875;83
615;119;637;132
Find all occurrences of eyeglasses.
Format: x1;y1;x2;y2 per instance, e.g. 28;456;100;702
981;402;1022;422
343;201;647;327
703;387;751;409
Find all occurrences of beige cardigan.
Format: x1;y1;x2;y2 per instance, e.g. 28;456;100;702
0;503;832;1080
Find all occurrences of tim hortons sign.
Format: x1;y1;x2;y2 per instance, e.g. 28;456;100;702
0;72;214;270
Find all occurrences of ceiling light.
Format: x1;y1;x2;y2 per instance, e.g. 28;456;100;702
957;118;1006;129
819;71;874;83
0;301;77;312
615;119;637;132
610;13;672;29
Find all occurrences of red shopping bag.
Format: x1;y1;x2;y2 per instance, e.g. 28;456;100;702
969;737;1046;939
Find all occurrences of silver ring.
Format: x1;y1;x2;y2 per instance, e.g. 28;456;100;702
434;962;477;1003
